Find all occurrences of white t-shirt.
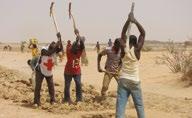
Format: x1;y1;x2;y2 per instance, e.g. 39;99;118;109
119;45;140;83
40;56;54;77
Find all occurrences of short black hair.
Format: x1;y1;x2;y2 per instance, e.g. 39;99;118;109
48;41;56;51
114;38;121;54
71;40;85;54
129;35;137;45
114;38;121;48
67;40;71;44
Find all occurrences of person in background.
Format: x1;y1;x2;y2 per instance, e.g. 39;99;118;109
28;43;39;69
7;45;12;51
95;41;100;54
20;41;25;53
108;39;113;47
28;42;39;89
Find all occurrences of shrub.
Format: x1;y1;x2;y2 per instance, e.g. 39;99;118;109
157;40;192;85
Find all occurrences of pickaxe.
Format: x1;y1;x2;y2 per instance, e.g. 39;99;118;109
68;2;77;31
50;2;64;52
69;2;82;45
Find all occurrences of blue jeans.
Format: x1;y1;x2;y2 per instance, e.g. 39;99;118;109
116;78;145;118
64;74;82;102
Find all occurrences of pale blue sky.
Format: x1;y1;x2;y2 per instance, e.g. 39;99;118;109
0;0;192;43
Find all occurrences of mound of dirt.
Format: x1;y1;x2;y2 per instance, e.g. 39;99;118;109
0;66;117;115
0;66;33;103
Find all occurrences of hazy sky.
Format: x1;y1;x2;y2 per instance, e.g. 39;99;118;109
0;0;192;43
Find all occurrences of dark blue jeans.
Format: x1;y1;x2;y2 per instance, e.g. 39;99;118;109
64;74;82;102
34;71;55;105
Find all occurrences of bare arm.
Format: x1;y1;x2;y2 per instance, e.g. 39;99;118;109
134;19;145;51
56;32;64;52
120;18;131;45
120;2;135;47
120;12;134;47
42;41;62;56
73;26;80;36
97;50;107;72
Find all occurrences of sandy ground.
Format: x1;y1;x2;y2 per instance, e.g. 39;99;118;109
0;49;192;118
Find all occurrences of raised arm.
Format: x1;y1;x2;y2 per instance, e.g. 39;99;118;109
120;18;131;45
79;39;85;51
74;29;80;38
133;19;145;51
71;38;85;55
56;32;63;52
42;40;63;56
120;13;134;46
55;40;63;53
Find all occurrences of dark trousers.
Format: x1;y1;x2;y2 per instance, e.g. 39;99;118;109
64;74;82;102
34;71;55;105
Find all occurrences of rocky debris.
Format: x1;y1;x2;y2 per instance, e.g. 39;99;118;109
0;66;117;115
1;66;191;117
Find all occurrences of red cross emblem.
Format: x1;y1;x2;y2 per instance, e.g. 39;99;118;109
43;58;54;71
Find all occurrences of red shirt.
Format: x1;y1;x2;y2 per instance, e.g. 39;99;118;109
64;45;82;75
